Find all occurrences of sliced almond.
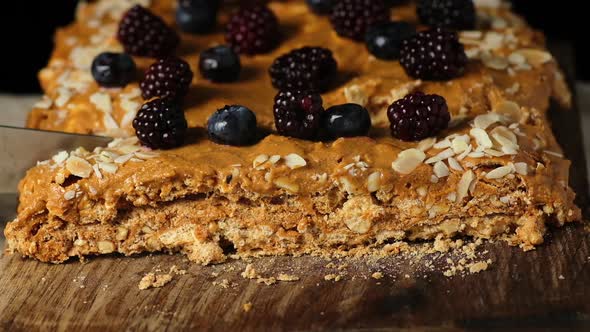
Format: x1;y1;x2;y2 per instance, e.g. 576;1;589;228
474;112;501;130
433;139;452;149
451;136;470;154
516;49;552;67
392;149;426;175
502;145;518;155
114;153;134;164
252;154;269;169
484;149;505;157
417;137;437;152
274;177;299;193
284;153;307;169
425;148;455;164
89;92;113;113
66;156;93;178
514;162;528;175
98;162;118;174
52;151;69;164
485;165;514;179
367;171;381;192
457;170;475;202
64;190;76;200
470;128;493;149
543;150;563;158
268;155;281;165
433;161;450;178
448;157;463;171
491;126;518;148
493;100;521;123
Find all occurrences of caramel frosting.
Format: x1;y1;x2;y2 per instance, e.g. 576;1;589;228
5;0;581;264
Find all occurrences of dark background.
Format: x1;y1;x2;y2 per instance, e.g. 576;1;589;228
0;1;583;93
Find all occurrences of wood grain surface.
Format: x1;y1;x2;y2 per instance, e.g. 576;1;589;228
0;46;589;332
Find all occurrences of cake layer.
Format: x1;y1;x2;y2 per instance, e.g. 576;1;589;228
4;0;581;263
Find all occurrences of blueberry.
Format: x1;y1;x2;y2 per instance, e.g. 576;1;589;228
323;103;371;139
199;45;241;82
176;0;219;34
207;105;258;146
365;22;416;60
91;52;136;87
306;0;333;15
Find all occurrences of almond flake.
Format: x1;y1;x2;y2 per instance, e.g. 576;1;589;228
433;161;450;178
55;88;73;107
514;162;528;175
474;113;501;130
284;154;306;169
508;52;526;65
273;177;299;193
66;156;93;178
367;172;381;192
392;149;426;174
433;139;451;149
516;49;552;67
502;145;518;155
92;164;103;180
134;151;159;159
485;165;514;179
64;190;76;200
52;151;69;164
417;137;437;152
34;96;53;109
268;155;281;165
448;157;463;171
470;128;493;149
447;192;457;202
482;54;509;70
457;145;473;161
491;126;518;148
451;136;470;154
484;149;505;157
430;175;439;183
252;154;269;168
493;101;521;122
90;92;113;113
98;162;118;174
543;150;563;158
114;153;134;164
457;170;475;202
425;148;455;164
467;151;485;158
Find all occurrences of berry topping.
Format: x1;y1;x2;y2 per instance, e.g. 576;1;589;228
399;27;467;80
387;92;450;141
306;0;334;15
91;52;136;88
365;22;416;60
269;46;338;92
133;98;188;149
207;105;258;146
140;57;194;101
117;5;179;57
330;0;389;41
417;0;476;30
225;5;280;55
273;91;324;140
199;45;241;82
176;0;220;34
323;103;371;139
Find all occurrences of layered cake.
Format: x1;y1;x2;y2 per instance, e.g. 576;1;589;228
4;0;581;264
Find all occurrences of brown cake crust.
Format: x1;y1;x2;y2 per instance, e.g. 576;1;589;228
5;0;581;264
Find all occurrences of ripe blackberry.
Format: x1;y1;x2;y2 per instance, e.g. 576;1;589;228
117;5;179;57
387;92;450;141
417;0;476;30
273;91;324;140
399;27;467;81
269;47;338;92
225;5;280;55
133;98;188;149
330;0;389;41
140;57;194;101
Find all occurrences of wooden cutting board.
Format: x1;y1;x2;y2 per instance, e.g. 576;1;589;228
1;46;589;332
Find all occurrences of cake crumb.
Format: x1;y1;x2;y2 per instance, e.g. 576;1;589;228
243;302;252;312
256;277;277;285
324;274;342;281
276;273;300;282
371;272;384;280
213;279;231;289
241;264;257;279
558;275;565;280
468;261;489;274
138;272;173;290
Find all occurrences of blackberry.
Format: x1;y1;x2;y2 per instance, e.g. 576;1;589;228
269;47;338;92
306;0;333;15
133;98;188;149
330;0;389;41
273;90;323;140
225;5;280;55
91;52;136;87
199;45;241;82
365;22;416;60
417;0;476;30
399;27;467;80
387;92;450;141
140;57;194;101
207;105;258;146
176;0;219;34
117;5;179;57
323;103;371;139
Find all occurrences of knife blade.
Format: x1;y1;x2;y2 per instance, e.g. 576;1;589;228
0;125;111;193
